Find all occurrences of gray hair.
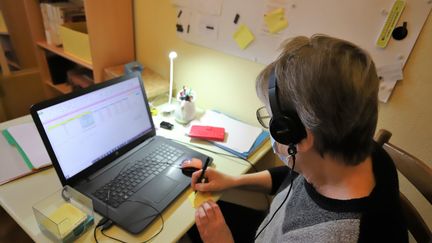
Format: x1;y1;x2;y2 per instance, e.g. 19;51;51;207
256;35;379;165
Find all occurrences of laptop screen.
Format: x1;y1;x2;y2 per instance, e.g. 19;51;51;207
35;76;152;179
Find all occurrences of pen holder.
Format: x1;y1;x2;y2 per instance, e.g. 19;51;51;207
175;90;196;124
32;186;94;242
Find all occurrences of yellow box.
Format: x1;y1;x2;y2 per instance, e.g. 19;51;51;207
59;22;92;63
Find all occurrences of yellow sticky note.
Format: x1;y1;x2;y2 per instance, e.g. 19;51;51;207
233;24;255;50
264;8;288;34
43;203;87;237
188;192;215;208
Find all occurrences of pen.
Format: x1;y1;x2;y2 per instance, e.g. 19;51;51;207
195;157;210;194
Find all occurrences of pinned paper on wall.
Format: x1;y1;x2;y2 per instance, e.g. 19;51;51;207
377;62;404;103
197;14;220;40
171;0;190;8
176;8;192;34
264;8;288;34
194;0;224;16
233;24;255;49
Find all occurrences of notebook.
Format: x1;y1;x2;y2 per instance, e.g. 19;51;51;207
30;72;211;234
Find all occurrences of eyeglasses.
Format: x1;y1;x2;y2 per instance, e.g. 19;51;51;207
256;106;270;129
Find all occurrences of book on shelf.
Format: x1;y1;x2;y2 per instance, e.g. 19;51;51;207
188;110;269;159
0;122;51;185
40;2;85;46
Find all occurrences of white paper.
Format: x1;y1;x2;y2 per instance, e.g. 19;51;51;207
197;14;220;40
176;8;192;35
378;78;398;103
193;0;224;16
191;110;263;153
6;123;51;168
171;0;190;7
376;62;403;103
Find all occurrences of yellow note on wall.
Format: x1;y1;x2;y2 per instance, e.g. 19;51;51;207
264;8;288;34
233;24;255;50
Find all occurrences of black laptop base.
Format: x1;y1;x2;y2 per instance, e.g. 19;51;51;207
75;136;211;234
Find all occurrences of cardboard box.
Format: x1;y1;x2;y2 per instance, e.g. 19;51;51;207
59;22;92;63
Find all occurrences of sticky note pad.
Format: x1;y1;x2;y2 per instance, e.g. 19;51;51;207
188;192;216;208
264;8;288;34
43;203;87;237
233;24;255;49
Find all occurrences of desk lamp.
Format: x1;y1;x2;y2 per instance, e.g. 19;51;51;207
162;51;178;114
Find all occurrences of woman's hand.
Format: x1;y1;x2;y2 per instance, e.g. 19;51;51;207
191;168;236;192
195;200;234;243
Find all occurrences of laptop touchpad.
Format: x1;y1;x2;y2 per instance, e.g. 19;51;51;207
138;176;177;203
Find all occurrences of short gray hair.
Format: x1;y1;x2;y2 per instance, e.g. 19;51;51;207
256;35;379;165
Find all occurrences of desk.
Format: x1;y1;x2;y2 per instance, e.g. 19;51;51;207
0;114;271;242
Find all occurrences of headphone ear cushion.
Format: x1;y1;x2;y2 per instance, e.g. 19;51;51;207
269;116;306;145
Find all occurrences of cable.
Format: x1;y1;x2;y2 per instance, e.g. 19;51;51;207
254;150;296;240
94;217;110;243
126;199;165;243
94;200;164;243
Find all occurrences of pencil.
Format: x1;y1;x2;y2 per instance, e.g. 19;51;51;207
195;157;210;194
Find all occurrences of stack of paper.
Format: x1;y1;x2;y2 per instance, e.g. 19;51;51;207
190;110;269;158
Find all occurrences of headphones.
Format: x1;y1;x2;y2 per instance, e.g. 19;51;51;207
268;70;307;155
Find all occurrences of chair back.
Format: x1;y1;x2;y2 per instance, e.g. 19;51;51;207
375;129;432;243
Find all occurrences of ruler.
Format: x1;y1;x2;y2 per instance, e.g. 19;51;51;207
376;0;406;48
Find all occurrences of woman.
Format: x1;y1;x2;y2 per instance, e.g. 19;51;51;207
191;35;407;243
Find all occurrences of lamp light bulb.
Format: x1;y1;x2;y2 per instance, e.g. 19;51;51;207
169;51;177;59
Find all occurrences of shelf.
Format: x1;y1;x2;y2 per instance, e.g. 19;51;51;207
45;81;72;94
7;59;20;70
37;41;93;70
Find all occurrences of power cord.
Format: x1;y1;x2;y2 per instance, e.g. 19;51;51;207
93;200;164;243
94;158;166;243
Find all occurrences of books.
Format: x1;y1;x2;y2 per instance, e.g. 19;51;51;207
40;2;85;46
190;110;269;159
0;122;51;185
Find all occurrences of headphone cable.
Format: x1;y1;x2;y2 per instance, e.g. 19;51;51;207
254;151;296;240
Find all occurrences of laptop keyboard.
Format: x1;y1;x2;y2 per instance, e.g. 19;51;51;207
93;143;184;208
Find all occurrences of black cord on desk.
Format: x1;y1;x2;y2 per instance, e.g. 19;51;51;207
93;200;164;243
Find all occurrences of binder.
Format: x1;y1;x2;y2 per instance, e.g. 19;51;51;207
0;122;51;185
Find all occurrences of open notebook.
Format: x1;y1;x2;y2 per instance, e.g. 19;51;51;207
1;122;51;185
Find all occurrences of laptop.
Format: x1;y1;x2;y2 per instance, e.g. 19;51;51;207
30;72;211;234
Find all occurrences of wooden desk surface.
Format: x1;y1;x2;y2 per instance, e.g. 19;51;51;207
0;114;270;242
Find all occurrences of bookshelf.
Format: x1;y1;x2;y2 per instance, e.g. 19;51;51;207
22;0;135;97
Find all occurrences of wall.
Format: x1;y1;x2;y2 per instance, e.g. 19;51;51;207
134;0;432;228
